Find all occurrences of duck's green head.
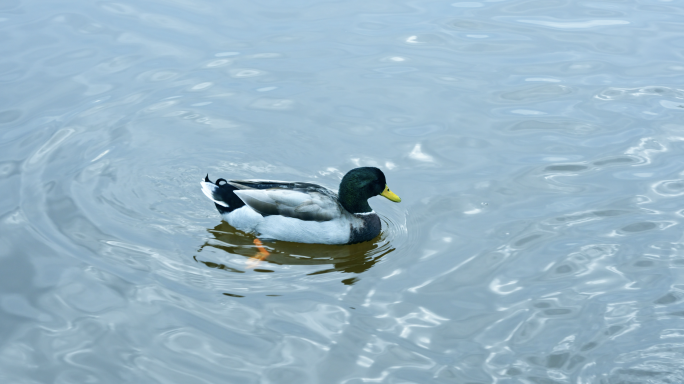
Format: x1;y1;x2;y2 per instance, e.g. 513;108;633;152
338;167;401;214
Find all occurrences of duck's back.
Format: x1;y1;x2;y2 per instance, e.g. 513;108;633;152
229;180;342;222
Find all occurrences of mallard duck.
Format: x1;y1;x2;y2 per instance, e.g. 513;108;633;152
200;167;401;245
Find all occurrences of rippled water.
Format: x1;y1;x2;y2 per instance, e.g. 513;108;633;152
2;0;684;382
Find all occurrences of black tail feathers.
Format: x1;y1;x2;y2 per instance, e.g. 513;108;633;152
203;175;245;214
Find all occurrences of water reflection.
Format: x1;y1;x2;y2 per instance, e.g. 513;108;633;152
195;220;395;285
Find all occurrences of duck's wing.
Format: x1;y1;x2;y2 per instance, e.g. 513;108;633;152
227;180;329;193
232;183;341;222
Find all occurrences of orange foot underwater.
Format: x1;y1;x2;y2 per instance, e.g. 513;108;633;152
246;238;270;269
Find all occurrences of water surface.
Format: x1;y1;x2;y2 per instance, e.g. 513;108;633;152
2;0;684;382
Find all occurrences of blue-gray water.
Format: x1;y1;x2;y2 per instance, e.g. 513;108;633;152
2;0;684;382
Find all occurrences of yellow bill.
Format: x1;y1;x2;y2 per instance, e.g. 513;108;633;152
380;185;401;202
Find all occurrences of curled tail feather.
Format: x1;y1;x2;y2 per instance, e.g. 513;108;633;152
201;175;246;214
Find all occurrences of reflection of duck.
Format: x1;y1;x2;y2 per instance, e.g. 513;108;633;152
196;222;395;284
201;167;401;245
